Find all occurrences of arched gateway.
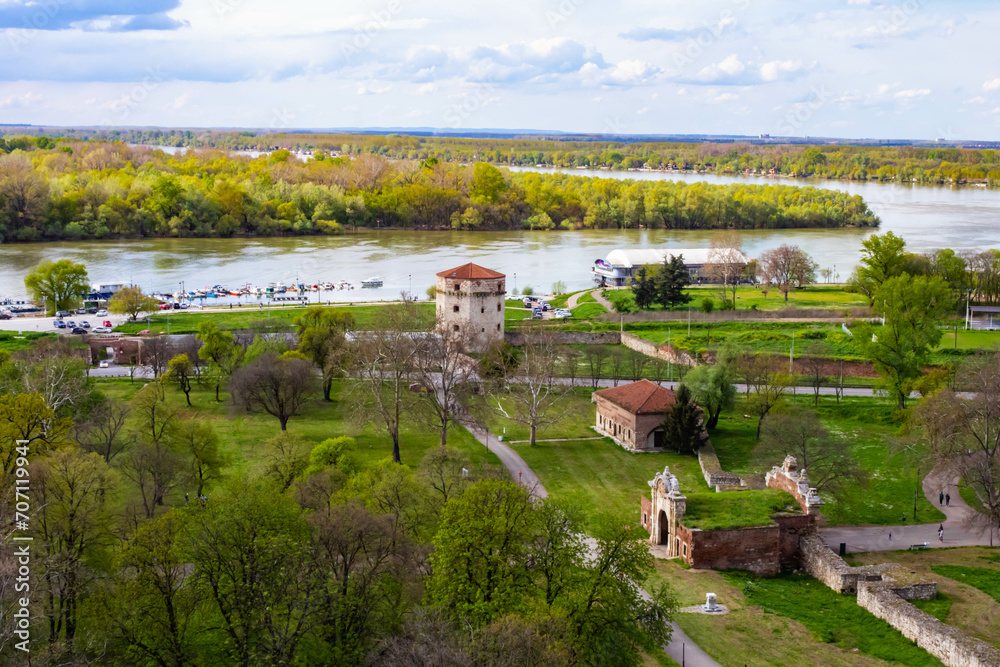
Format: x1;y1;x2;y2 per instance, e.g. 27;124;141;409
648;466;686;557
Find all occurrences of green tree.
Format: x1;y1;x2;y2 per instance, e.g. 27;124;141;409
304;436;357;477
108;285;159;321
662;384;702;453
173;420;225;496
630;266;656;310
196;321;244;402
294;307;354;401
426;479;537;626
165;353;195;406
23;259;89;315
654;254;692;309
682;348;737;429
470;162;508;203
851;231;907;305
853;273;954;409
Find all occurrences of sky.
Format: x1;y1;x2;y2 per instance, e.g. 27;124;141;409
0;0;998;139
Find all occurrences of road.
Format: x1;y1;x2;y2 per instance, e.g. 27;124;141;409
820;460;997;552
0;313;130;334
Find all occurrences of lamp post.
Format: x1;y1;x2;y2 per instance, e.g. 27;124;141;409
408;274;412;300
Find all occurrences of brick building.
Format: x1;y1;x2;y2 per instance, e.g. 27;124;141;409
435;263;506;353
593;379;697;452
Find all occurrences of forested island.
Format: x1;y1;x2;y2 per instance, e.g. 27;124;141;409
39;127;1000;186
0;138;879;243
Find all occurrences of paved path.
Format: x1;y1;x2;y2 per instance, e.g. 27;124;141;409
820;461;996;552
564;288;616;313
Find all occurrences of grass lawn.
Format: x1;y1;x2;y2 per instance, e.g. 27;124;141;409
113;302;436;334
681;489;801;530
604;284;868;313
94;378;501;490
648;559;924;667
846;547;1000;648
578;291;597;305
936;328;1000;351
0;331;57;353
707;395;946;527
571;302;608;319
720;572;943;666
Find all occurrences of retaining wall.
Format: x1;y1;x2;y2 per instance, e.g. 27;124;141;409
859;581;1000;667
620;332;698;366
503;330;621;346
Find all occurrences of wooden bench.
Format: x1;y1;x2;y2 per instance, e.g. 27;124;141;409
909;543;930;550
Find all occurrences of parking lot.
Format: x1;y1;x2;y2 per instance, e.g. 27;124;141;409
0;312;130;335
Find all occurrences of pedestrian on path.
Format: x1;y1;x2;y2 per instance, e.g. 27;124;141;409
901;514;906;525
888;531;892;541
939;491;945;505
938;525;944;542
946;493;951;506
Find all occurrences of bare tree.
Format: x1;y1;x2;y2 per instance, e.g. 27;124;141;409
142;335;174;380
351;300;425;463
800;341;831;406
413;325;477;448
73;397;134;463
754;406;863;496
121;439;184;519
625;349;649;382
229;352;318;431
582;345;609;389
916;352;1000;545
758;244;818;302
608;347;625;387
704;230;747;307
480;328;579;446
418;446;474;505
739;352;789;438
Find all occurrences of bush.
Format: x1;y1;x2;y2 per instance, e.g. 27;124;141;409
522;286;534;296
700;297;715;314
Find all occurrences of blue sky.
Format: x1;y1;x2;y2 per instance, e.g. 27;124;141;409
0;0;998;139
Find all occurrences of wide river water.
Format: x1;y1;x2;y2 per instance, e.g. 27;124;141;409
2;166;999;303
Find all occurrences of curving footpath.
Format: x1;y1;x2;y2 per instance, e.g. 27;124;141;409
820;461;996;553
460;417;722;667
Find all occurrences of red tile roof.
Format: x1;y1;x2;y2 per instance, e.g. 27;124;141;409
594;379;677;414
436;263;505;279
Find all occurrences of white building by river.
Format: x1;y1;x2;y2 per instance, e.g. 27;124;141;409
592;248;749;287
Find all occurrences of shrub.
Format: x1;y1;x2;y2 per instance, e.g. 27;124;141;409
700;297;715;314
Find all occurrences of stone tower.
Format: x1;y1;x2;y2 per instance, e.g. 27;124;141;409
435;263;506;352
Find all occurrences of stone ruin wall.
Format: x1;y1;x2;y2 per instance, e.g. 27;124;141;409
620;332;699;367
503;330;621;346
765;456;825;515
800;534;999;667
858;581;1000;667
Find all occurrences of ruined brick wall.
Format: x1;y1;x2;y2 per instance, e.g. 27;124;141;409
683;524;783;576
775;515;813;570
696;441;743;488
640;495;652;534
859;581;1000;667
620;332;698;366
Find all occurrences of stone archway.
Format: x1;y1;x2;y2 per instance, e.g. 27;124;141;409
648;466;686;557
648;428;666;449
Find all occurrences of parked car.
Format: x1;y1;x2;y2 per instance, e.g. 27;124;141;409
66;320;77;327
56;310;70;318
0;312;10;320
76;308;88;315
554;311;572;319
53;320;66;328
159;303;171;310
137;329;150;335
531;312;543;319
71;327;87;335
93;326;111;333
102;320;113;327
99;360;109;368
86;307;98;314
79;320;91;328
96;309;108;316
172;303;181;310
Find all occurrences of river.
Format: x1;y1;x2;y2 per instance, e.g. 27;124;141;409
1;166;999;303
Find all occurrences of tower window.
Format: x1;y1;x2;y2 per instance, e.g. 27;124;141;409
481;327;485;332
496;324;500;331
453;305;459;312
453;325;459;332
497;304;501;312
481;307;484;313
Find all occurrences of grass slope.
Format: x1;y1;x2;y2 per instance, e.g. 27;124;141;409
681;489;801;530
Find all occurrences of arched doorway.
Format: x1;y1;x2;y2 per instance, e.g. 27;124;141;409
658;510;669;545
648;428;666;449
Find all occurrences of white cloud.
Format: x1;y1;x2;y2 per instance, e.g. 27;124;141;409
0;92;44;108
711;92;740;103
894;89;930;98
760;60;805;82
694;54;746;83
983;78;1000;91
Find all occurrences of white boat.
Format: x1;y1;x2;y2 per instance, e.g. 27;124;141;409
361;277;383;288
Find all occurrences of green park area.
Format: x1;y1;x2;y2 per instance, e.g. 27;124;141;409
604;283;870;314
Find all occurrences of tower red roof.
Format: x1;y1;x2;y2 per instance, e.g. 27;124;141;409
436;263;505;279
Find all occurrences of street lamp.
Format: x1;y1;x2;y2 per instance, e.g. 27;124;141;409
408;274;412;299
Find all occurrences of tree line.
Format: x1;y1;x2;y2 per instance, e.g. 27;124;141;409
0;139;878;243
37;128;1000;186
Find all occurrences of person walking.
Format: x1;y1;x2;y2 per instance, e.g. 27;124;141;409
938;525;944;542
939;491;945;505
946;493;951;506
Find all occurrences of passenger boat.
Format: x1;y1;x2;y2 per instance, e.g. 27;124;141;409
361;277;383;288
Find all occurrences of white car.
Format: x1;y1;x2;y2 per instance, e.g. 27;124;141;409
93;326;112;333
96;309;108;317
99;360;109;369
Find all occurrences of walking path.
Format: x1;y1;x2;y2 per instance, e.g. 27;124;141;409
820;461;996;552
564;288;616;312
